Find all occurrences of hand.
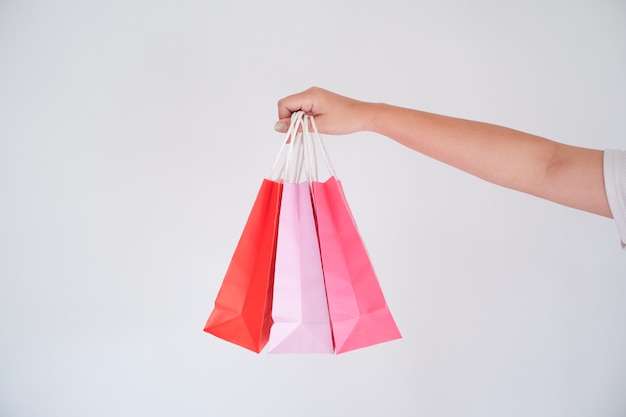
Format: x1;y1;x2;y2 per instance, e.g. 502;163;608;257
275;87;370;135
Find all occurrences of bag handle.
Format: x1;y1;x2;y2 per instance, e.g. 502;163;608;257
284;131;306;183
302;114;337;182
268;111;305;181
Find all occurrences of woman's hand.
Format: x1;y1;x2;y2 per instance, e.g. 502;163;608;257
275;87;372;135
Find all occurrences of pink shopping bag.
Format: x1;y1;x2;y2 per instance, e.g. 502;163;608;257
305;116;401;354
313;178;401;353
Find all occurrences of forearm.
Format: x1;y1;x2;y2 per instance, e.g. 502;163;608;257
360;103;611;217
360;103;556;189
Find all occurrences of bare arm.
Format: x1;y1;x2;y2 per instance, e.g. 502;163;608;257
276;87;611;218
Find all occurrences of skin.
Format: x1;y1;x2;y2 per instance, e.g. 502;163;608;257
275;87;612;218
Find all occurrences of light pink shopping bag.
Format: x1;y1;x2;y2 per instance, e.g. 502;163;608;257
265;181;334;354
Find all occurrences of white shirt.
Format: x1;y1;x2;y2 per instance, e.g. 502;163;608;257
603;149;626;248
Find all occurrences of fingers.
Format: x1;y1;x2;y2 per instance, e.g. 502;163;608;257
277;87;322;120
275;86;367;135
275;87;323;133
276;86;343;135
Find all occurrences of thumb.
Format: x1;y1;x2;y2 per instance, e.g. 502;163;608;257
274;117;292;133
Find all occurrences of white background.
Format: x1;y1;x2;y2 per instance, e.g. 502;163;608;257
1;1;625;416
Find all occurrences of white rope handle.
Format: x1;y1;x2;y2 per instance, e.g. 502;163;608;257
268;111;305;180
304;114;337;180
287;132;306;183
302;116;315;183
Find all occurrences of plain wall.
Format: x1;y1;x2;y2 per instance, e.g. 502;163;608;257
1;1;625;416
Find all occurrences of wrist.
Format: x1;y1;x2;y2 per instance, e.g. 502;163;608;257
357;102;390;134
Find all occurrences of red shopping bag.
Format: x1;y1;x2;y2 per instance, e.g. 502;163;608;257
204;179;283;353
305;115;401;354
204;112;305;353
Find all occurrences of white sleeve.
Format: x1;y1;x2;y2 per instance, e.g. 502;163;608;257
603;149;626;248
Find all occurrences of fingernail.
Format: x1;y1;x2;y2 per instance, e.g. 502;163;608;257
274;122;287;132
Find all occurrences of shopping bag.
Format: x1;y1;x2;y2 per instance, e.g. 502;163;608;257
265;129;334;353
305;116;402;354
203;178;282;353
204;113;305;353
